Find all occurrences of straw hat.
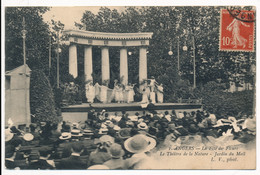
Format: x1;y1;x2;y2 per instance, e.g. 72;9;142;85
71;129;83;137
88;165;109;170
108;143;125;158
23;133;34;141
5;129;14;142
124;134;156;153
137;122;148;130
59;132;71;140
83;129;94;136
113;125;121;131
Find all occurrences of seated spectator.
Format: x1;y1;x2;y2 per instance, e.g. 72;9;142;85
57;132;72;158
51;123;61;141
124;134;156;169
29;123;40;141
88;135;114;166
28;148;54;169
57;143;87;169
5;145;19;169
103;143;126;169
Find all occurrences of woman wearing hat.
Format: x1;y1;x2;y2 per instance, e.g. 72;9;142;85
88;135;114;166
124;134;156;169
103;143;126;169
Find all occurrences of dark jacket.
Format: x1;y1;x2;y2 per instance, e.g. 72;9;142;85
29;159;54;170
58;155;87;169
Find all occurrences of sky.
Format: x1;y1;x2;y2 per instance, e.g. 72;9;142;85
43;6;127;30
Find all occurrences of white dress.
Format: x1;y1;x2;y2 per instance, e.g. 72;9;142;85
157;85;164;103
150;91;156;103
86;84;95;103
128;86;135;103
141;88;149;103
100;85;108;103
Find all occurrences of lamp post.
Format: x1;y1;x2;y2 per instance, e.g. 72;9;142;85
56;31;61;88
168;37;187;73
192;35;196;89
22;17;27;65
48;34;52;77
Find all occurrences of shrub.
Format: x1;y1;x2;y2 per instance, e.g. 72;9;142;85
30;70;60;123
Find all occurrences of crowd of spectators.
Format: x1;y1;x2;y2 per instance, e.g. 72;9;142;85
5;109;256;170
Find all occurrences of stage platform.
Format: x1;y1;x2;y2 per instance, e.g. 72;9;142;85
61;103;203;123
61;102;202;112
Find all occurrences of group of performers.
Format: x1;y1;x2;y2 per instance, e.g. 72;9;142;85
140;76;164;104
85;77;163;104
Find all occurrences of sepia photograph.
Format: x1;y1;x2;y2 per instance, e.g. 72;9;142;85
2;1;259;173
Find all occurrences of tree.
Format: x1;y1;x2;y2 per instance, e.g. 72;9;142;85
5;7;51;73
30;70;60;123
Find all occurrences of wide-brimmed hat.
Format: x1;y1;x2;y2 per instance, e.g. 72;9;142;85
98;128;109;135
88;165;109;170
213;119;232;128
94;135;115;145
137;122;148;130
23;133;34;141
113;125;121;131
118;128;132;139
124;134;156;153
108;143;125;158
5;129;14;142
71;129;83;137
59;132;72;140
83;129;94;136
243;118;256;133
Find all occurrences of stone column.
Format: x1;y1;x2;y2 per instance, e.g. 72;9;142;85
139;47;147;84
69;44;78;78
101;47;110;85
120;48;128;85
84;46;93;82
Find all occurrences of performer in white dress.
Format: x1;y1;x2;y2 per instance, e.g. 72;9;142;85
85;82;95;103
150;90;156;103
148;76;158;92
100;84;108;103
127;83;135;103
114;84;120;103
157;84;164;103
141;85;149;103
118;84;124;103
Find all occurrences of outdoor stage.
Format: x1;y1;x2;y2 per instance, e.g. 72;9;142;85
61;102;203;123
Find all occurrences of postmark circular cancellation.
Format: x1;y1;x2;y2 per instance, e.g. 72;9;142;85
219;7;255;52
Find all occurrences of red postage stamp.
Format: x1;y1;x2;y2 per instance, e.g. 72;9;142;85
220;9;255;52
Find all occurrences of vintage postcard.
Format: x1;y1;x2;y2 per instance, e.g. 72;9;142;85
2;2;258;174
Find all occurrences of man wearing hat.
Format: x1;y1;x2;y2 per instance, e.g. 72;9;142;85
56;132;72;158
124;134;156;169
57;143;87;169
28;148;54;169
5;145;20;169
103;143;126;169
88;135;114;166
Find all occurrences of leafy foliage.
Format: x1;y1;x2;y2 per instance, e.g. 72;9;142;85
30;70;59;123
5;7;50;73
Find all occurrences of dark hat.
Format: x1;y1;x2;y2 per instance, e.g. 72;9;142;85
118;128;132;139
